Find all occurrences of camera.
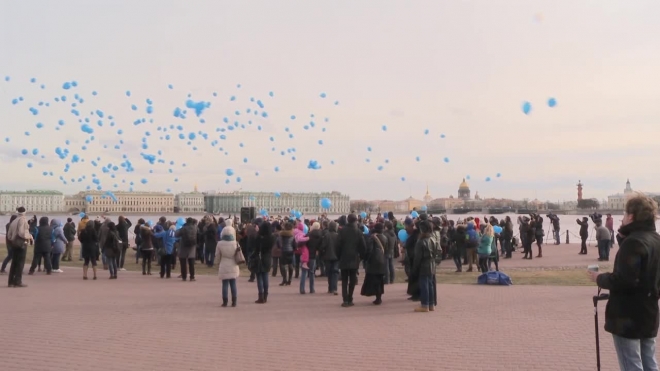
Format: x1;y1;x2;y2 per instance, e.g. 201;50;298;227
590;213;602;223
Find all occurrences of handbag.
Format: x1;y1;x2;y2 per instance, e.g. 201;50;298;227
234;246;246;265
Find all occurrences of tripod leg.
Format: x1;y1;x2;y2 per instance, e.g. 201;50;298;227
595;306;601;371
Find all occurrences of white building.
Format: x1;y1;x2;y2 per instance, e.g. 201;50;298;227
607;179;660;210
0;190;64;213
175;187;205;213
205;191;350;215
66;191;174;213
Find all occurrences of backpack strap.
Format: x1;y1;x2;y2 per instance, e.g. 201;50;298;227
372;235;385;251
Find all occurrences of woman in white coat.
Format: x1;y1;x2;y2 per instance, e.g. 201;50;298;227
216;226;240;307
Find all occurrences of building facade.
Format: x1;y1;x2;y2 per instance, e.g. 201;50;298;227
175;192;205;213
0;190;64;213
67;191;174;213
205;191;350;215
604;179;660;210
458;179;471;199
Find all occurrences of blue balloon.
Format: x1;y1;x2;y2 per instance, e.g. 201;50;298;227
363;225;369;235
382;125;387;131
547;97;557;108
303;224;309;234
274;192;281;198
147;220;153;227
360;212;367;219
522;101;532;115
411;211;419;218
494;225;503;234
496;173;502;178
485;177;491;182
421;205;428;211
85;195;93;203
79;212;85;218
225;169;234;176
398;229;409;243
319;92;327;98
260;208;268;217
320;198;332;209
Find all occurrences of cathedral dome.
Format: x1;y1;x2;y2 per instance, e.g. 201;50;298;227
459;178;470;190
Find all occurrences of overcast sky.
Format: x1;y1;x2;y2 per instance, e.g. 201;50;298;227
1;0;659;202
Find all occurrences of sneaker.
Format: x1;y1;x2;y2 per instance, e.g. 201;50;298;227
54;269;64;273
414;306;429;313
14;283;28;288
120;268;126;271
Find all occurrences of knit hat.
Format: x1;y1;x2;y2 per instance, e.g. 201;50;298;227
16;206;25;213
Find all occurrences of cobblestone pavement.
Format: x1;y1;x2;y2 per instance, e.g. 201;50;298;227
0;266;653;371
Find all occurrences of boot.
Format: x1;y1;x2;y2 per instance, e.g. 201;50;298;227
263;292;268;303
83;266;88;280
255;294;265;304
536;246;543;258
92;267;97;280
279;280;286;286
221;298;228;307
231;296;237;307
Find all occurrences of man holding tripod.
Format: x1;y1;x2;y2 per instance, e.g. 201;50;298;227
547;213;561;245
588;194;660;370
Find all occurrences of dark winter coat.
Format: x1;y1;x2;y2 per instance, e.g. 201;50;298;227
79;225;99;259
307;229;323;260
277;230;296;254
412;232;435;277
577;219;589;238
321;225;339;261
104;231;121;258
597;220;660;339
34;219;53;253
364;233;387;275
140;226;154;251
383;229;397;258
336;223;366;270
254;234;275;273
175;223;197;259
453;225;467;255
117;218;132;244
63;222;76;242
205;223;218;251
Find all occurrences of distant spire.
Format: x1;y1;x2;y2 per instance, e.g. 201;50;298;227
194;184;198;192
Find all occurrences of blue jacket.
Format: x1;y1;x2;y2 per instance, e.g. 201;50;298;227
466;223;479;248
154;228;177;255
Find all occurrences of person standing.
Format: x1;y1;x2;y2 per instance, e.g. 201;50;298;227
139;223;154;275
477;224;494;273
383;221;397;284
6;207;33;287
465;222;479;271
534;216;544;258
175;218;197;282
589;194;660;371
321;221;340;294
77;215;89;261
452;223;467;272
595;219;611;262
502;217;514;258
50;219;67;273
577;217;589;254
302;222;322;294
103;222;121;279
154;223;176;279
270;221;282;278
550;215;561;245
606;213;615;249
62;218;76;261
412;220;436;312
204;219;218;268
79;222;98;280
1;215;18;274
29;217;53;275
116;216;132;271
216;226;240;307
276;222;296;286
253;222;274;304
336;214;366;307
360;223;387;305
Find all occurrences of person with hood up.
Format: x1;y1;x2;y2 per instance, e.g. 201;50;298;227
154;223;177;278
216;226;240;307
117;216;132;270
205;219;218;268
404;218;420;300
133;218;144;264
175;218;198;281
79;221;99;280
29;217;53;275
321;221;340;294
276;222;296;286
6;207;33;287
383;221;398;284
62;218;76;262
103;222;121;279
50;219;67;273
253;221;275;303
301;222;322;294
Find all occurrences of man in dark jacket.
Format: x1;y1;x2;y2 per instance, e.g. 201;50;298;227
336;214;366;307
29;216;53;274
322;221;340;294
383;221;397;284
116;216;132;270
590;194;660;370
577;217;589;254
62;218;76;261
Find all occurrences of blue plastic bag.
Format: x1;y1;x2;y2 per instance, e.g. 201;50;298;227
477;271;512;286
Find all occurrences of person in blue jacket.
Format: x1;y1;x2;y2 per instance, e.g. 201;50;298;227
154;223;178;279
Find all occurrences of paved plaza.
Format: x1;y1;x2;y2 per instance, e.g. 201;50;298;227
2;254;654;371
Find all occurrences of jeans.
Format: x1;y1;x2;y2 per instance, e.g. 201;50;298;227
453;253;462;271
1;247;13;271
325;260;339;293
160;254;172;277
101;252;108;266
598;240;610;260
384;257;395;284
612;335;658;371
51;253;61;270
271;257;280;276
341;269;357;303
502;238;512;257
300;260;316;293
205;246;215;267
8;247;26;286
419;275;434;307
108;256;117;277
222;279;237;299
293;254;300;278
317;256;325;276
179;258;195;280
30;251;52;273
553;229;561;245
256;272;269;295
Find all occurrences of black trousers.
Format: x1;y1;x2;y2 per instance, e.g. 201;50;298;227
341;269;357;303
141;250;153;273
478;257;489;273
119;242;128;269
8;247;26;286
30;251;52;273
160;254;172;278
179;258;195;280
580;237;587;254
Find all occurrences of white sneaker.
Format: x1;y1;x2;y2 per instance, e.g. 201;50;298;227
120;268;126;271
54;269;64;273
